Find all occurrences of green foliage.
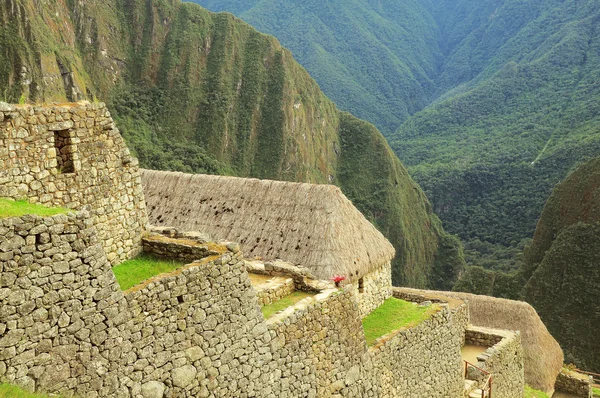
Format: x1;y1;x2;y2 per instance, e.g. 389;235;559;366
592;387;600;397
0;384;59;398
112;253;186;290
260;291;315;319
390;0;600;269
336;112;465;288
192;0;440;134
452;266;523;299
361;298;437;346
0;0;467;290
523;385;550;398
524;222;600;372
0;198;69;218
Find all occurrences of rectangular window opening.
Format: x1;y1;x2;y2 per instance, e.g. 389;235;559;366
358;277;365;294
53;130;76;174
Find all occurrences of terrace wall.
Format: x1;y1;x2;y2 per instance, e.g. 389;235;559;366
465;326;525;398
0;102;147;265
555;369;593;398
0;212;518;398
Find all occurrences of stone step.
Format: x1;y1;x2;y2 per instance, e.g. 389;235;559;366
469;389;484;398
464;379;477;395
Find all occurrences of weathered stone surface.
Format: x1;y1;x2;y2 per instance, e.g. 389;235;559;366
141;381;166;398
0;212;528;398
172;365;197;388
0;103;147;265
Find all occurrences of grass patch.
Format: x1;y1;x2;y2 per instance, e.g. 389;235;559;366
112;253;186;290
261;291;315;319
362;298;437;346
593;386;600;397
0;384;57;397
0;198;69;218
523;385;550;398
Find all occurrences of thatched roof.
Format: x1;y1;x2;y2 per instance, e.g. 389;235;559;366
398;288;563;394
141;169;395;281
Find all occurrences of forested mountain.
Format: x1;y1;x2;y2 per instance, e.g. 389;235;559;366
521;157;600;372
0;0;464;288
392;0;600;270
456;158;600;372
192;0;442;134
196;0;600;270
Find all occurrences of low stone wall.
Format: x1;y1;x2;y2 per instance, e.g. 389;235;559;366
369;304;465;398
555;369;593;398
465;327;503;347
245;259;332;292
465;326;525;398
141;232;230;262
0;102;147;265
0;213;522;398
395;287;562;394
253;276;295;306
392;287;470;344
352;263;392;317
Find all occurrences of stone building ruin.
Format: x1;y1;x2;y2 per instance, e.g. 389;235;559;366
0;102;147;264
141;170;395;316
0;102;575;397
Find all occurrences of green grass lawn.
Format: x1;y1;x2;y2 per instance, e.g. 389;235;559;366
523;385;550;398
362;298;437;346
593;386;600;397
0;198;69;218
112;253;186;290
261;291;315;319
0;384;57;398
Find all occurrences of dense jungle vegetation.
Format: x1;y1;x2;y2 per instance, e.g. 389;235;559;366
195;0;600;272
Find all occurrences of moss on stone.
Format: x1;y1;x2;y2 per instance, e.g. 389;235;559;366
0;198;69;218
261;291;315;319
113;253;186;290
0;383;59;397
362;298;438;346
523;385;549;398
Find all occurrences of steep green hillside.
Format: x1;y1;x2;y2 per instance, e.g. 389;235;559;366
0;0;464;288
391;0;600;268
196;0;600;271
191;0;442;134
456;158;600;371
522;158;600;372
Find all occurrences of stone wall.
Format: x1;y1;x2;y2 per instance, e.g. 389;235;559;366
464;326;525;398
555;369;593;398
0;211;129;395
369;305;465;398
253;276;295;306
0;212;523;397
0;102;147;264
351;263;392;317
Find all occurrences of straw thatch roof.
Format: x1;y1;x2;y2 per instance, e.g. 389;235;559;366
398;288;563;394
141;169;395;281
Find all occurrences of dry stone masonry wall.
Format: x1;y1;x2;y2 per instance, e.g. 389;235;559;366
369;305;465;397
0;102;147;264
464;326;525;398
352;263;392;317
0;212;525;397
555;369;593;398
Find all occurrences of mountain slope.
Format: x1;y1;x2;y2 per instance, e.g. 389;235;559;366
391;0;600;267
0;0;464;288
193;0;600;272
191;0;443;134
521;158;600;372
